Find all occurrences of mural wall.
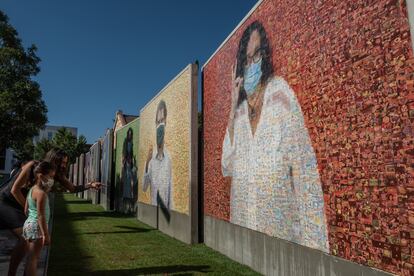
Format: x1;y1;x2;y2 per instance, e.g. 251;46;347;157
78;154;85;198
138;65;194;215
100;129;114;210
114;118;140;213
203;0;414;274
89;142;101;204
84;152;91;200
69;164;73;183
73;157;79;197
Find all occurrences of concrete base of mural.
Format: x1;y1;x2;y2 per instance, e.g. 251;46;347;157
85;190;92;201
100;191;111;210
137;202;197;244
89;190;100;205
204;216;392;276
115;198;136;214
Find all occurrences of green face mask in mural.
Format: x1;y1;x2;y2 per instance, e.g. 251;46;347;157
156;123;165;146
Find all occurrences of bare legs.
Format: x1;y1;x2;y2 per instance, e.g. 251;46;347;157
8;227;27;276
24;239;43;276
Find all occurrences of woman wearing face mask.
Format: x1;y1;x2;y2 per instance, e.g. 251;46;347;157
143;100;173;210
222;20;329;252
0;148;101;276
22;161;55;276
121;128;137;200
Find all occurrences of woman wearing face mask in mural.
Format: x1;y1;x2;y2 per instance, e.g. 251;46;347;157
143;100;173;210
22;161;55;276
121;128;138;202
222;20;329;251
0;148;101;276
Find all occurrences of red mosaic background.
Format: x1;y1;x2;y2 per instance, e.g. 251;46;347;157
202;0;414;274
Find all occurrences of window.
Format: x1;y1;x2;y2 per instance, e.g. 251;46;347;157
48;132;53;141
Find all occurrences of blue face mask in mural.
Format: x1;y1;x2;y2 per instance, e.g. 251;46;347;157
156;123;165;146
243;58;262;96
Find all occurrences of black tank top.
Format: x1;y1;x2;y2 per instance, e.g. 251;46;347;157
0;162;37;210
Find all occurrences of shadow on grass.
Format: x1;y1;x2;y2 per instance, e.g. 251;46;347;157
48;193;94;274
64;200;93;204
63;211;134;219
88;265;211;275
77;225;152;235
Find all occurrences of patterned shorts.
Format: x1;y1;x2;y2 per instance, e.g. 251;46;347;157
22;220;42;241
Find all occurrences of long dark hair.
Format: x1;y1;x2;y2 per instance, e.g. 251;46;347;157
43;148;68;178
25;161;55;189
123;128;133;161
34;161;56;190
236;20;274;107
155;100;168;123
34;161;56;178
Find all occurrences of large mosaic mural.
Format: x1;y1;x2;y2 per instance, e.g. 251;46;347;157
203;0;414;274
114;118;140;213
138;64;194;215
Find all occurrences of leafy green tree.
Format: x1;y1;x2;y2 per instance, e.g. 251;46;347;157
13;138;34;161
74;135;89;159
53;128;89;163
33;138;53;160
0;10;47;152
52;128;78;161
32;128;90;163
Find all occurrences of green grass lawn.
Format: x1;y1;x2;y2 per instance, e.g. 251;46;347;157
48;193;260;276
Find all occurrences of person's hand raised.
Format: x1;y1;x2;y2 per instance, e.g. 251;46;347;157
230;61;243;116
145;145;153;172
228;61;243;144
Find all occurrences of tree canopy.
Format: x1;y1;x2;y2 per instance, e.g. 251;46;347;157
0;10;47;152
33;128;90;163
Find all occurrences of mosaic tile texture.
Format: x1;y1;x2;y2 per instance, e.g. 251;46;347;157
114;118;140;212
138;66;192;215
203;0;414;274
100;129;113;206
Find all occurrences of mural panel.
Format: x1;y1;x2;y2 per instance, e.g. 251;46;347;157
138;65;193;215
84;152;91;200
114;118;139;213
89;142;101;204
203;0;414;274
100;129;114;210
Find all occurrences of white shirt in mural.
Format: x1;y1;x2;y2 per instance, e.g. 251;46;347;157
222;76;329;252
143;149;173;209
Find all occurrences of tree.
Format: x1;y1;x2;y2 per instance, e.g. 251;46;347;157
53;128;89;163
32;127;90;163
33;138;53;160
13;138;34;162
0;10;47;153
74;135;89;160
52;127;78;161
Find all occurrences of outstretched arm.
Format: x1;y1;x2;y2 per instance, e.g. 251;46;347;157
58;175;101;193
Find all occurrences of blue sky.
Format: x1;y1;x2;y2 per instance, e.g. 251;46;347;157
1;0;258;143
